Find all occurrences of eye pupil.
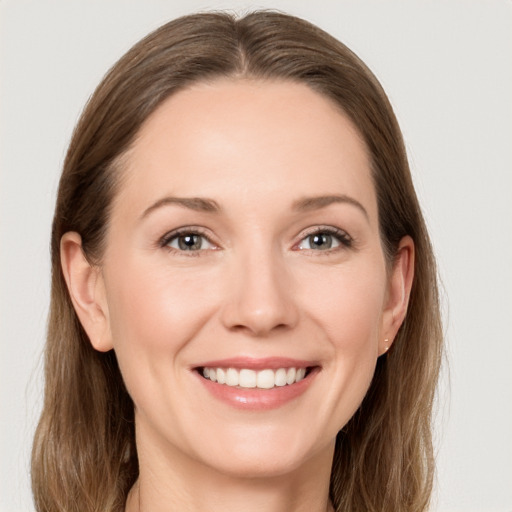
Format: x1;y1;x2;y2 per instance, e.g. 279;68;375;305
178;234;202;250
310;233;332;250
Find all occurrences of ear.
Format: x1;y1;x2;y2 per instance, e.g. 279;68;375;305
60;232;113;352
379;235;415;355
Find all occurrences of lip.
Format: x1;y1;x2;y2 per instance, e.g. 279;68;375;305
192;356;317;371
192;357;320;411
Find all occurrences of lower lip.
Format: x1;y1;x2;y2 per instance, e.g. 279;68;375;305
195;368;318;411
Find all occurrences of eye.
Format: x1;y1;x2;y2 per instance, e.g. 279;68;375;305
162;230;216;252
296;228;352;251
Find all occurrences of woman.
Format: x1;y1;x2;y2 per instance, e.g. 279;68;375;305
31;11;442;512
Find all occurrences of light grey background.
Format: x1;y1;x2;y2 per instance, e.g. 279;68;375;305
1;1;511;511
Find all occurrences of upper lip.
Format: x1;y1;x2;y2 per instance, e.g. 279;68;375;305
192;356;319;371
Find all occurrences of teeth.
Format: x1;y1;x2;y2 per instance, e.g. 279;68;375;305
202;367;309;389
217;368;226;384
257;369;275;389
239;369;256;388
275;368;287;387
225;368;238;386
286;367;296;385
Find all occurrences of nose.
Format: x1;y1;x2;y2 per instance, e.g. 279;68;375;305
220;249;299;337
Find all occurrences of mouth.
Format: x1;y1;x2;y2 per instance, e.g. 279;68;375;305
192;358;320;410
198;366;315;390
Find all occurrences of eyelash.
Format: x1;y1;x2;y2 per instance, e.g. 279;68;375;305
159;227;216;255
158;226;353;255
295;226;353;253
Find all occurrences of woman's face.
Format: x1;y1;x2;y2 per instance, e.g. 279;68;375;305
85;80;408;478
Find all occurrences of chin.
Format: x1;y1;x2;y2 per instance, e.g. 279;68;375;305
192;425;334;481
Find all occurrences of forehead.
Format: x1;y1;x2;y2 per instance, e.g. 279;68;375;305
115;79;376;221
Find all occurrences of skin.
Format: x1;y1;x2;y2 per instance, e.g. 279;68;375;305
61;79;414;512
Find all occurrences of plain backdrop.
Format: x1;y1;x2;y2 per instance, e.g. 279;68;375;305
1;1;511;511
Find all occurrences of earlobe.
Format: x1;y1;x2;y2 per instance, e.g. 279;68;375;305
379;236;415;355
60;232;113;352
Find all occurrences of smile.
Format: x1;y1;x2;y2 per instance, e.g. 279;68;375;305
201;367;308;389
193;357;319;410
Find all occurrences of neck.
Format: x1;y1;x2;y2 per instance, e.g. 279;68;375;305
125;423;335;512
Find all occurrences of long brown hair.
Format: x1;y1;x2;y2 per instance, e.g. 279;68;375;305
32;11;443;512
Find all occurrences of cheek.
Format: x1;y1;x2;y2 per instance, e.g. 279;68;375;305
107;260;215;342
103;259;220;394
300;259;387;348
298;259;387;427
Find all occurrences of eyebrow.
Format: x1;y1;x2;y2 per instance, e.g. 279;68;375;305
140;194;368;221
292;194;369;220
141;196;221;219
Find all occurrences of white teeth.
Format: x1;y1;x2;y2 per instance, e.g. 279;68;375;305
225;368;238;386
257;369;275;389
202;366;309;389
275;368;287;387
239;369;256;388
286;367;296;385
217;368;226;384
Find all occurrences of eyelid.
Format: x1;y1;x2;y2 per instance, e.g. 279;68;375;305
157;224;353;253
159;226;218;251
293;225;353;251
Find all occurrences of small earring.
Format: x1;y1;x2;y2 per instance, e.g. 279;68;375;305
384;339;389;352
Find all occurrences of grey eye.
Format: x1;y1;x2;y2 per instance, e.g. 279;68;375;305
167;233;213;251
298;232;341;251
